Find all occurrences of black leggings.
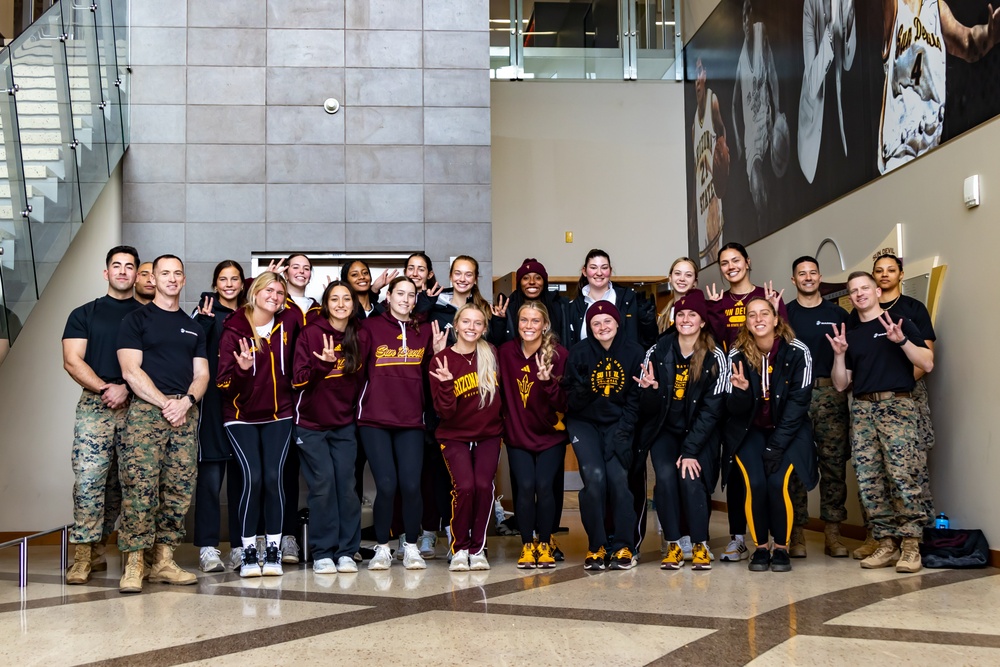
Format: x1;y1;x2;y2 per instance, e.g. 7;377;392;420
359;426;424;545
650;431;711;543
226;419;294;541
568;419;635;552
193;458;243;549
727;469;747;536
508;445;565;544
734;427;795;547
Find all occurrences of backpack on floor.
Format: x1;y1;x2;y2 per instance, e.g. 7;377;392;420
920;528;991;568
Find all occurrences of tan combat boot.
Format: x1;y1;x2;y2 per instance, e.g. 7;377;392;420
852;531;879;559
824;522;849;558
788;526;807;558
895;537;922;573
148;543;197;585
66;544;93;585
860;537;900;569
119;549;145;593
91;541;108;571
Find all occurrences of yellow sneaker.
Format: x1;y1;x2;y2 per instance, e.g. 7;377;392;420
691;542;712;570
660;542;683;570
584;546;607;571
609;547;634;570
517;543;537;569
536;542;556;569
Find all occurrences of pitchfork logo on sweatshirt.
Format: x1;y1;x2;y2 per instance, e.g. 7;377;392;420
590;359;625;397
517;374;534;408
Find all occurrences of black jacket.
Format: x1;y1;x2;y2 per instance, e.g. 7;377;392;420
722;339;817;489
489;289;571;348
638;334;728;479
563;333;645;467
567;284;657;350
192;292;236;462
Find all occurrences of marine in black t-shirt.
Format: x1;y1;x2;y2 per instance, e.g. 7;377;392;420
787;298;848;379
117;303;208;395
846;294;935;342
63;296;142;382
844;316;926;395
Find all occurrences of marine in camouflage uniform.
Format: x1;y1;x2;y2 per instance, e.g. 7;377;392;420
117;398;199;550
787;384;850;526
71;391;126;544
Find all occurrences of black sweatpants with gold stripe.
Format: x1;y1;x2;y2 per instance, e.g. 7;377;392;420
734;427;794;548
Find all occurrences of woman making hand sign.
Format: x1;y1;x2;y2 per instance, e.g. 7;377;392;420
723;297;816;573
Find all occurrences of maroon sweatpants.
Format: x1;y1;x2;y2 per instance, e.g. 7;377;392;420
440;437;502;555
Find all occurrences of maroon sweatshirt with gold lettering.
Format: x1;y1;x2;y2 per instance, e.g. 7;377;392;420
429;346;503;442
292;318;371;431
357;311;433;429
498;341;569;453
216;310;294;424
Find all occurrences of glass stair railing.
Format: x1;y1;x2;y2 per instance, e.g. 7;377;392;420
0;0;128;365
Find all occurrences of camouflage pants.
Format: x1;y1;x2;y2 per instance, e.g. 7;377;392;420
788;386;850;525
70;390;126;544
912;378;936;522
850;397;930;539
117;398;199;552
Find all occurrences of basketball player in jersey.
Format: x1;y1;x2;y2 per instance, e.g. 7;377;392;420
879;0;1000;174
798;0;856;184
732;0;784;224
692;58;730;269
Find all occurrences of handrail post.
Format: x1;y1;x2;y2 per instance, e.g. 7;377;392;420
19;538;27;588
61;525;69;573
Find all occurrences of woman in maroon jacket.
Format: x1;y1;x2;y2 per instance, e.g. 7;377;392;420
498;301;568;569
217;272;294;578
358;276;444;571
429;303;503;572
292;281;370;575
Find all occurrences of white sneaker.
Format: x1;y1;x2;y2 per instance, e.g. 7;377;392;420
313;558;337;574
336;556;358;573
199;546;225;573
679;536;694;561
469;551;490;570
280;535;300;564
721;535;749;562
417;531;437;559
240;547;262;578
402;541;427;570
449;549;470;572
262;543;284;576
229;547;245;571
368;544;392;571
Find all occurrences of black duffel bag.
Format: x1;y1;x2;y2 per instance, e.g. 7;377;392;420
920;528;991;568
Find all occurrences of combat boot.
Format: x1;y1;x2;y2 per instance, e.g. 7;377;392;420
148;543;198;585
119;549;145;594
91;542;108;571
788;526;807;558
852;531;879;559
66;544;93;585
860;537;900;569
895;537;922;573
824;522;849;558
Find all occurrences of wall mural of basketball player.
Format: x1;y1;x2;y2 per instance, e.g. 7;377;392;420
879;0;1000;174
798;0;857;183
692;58;731;269
732;0;790;230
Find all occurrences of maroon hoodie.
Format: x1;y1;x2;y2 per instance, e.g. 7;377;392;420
498;341;569;452
279;295;321;346
357;311;433;429
217;309;294;423
293;318;371;431
430;346;503;442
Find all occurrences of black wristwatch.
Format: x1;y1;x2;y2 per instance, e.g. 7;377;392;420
895;336;908;346
186;393;197;405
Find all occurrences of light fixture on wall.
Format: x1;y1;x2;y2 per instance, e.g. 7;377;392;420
964;175;980;208
323;98;340;114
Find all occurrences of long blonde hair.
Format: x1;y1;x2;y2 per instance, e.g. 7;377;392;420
243;272;286;349
454;303;497;408
732;296;795;372
657;257;699;333
517;301;560;373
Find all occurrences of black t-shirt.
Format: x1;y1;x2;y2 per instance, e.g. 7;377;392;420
845;316;926;395
666;345;691;433
786;298;848;378
63;295;142;381
118;303;208;395
847;294;936;342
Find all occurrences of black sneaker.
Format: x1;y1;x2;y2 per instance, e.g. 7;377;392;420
748;547;771;572
239;546;261;578
584;546;607;571
551;537;565;562
770;548;791;572
608;547;635;570
262;543;283;576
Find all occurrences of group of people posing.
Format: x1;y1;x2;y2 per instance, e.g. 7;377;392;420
61;240;936;594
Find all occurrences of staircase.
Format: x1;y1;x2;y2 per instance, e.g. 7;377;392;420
0;0;129;352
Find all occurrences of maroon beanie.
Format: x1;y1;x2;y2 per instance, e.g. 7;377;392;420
673;290;708;322
586;301;621;332
516;258;549;285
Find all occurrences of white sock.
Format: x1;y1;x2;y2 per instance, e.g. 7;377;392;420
266;533;281;548
242;537;255;549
